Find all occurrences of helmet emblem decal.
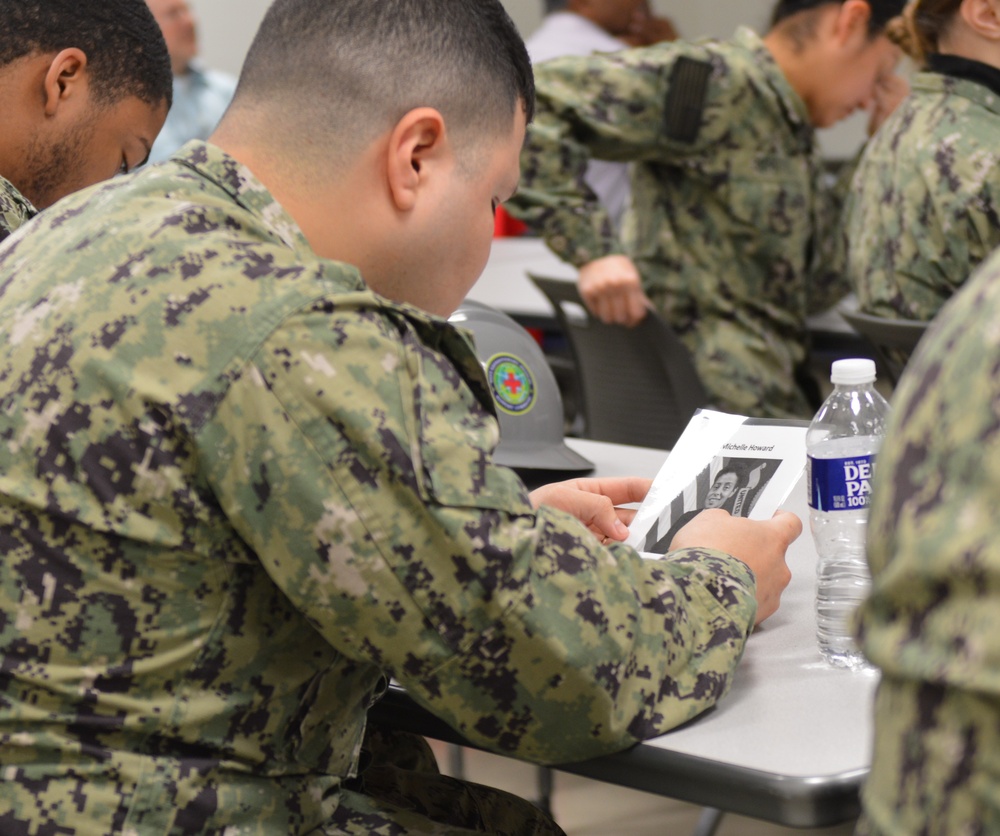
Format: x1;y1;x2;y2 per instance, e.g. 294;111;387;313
487;353;536;416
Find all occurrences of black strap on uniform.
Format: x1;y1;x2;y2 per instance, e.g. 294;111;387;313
664;56;712;144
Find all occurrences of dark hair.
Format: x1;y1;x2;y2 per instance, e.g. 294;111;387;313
0;1;172;109
714;467;743;486
885;0;961;65
544;0;569;13
233;0;534;153
771;0;908;36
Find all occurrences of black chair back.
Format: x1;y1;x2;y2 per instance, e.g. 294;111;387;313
839;309;929;386
530;274;709;449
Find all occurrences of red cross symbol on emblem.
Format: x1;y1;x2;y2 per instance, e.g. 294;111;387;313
504;371;523;395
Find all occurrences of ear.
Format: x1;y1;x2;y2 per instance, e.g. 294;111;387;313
833;0;874;48
962;0;1000;40
42;48;90;117
385;107;450;213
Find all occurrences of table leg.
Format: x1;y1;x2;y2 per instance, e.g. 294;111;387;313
692;807;724;836
533;765;554;819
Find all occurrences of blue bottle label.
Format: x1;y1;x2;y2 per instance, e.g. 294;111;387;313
808;454;876;512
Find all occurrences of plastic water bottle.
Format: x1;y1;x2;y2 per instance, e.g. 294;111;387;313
806;359;891;669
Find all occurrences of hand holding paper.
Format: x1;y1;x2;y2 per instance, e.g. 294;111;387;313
670;509;801;624
626;410;809;554
530;476;654;543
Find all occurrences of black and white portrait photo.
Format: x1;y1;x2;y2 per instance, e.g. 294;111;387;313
641;457;780;554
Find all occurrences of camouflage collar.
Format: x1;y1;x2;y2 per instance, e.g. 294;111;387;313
172;140;316;258
0;174;36;213
927;53;1000;100
913;69;1000;117
168;141;485;400
731;26;813;137
0;173;38;243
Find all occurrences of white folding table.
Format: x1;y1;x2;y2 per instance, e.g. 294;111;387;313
371;437;878;828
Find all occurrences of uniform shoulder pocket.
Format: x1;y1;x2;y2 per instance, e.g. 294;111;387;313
664;57;712;144
401;324;531;515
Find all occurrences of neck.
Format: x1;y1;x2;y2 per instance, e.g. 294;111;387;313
762;29;813;106
210;124;388;272
939;30;1000;71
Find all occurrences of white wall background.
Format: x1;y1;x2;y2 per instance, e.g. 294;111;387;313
190;0;774;77
190;0;864;158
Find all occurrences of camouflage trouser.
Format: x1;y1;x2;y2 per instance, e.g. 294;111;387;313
857;678;1000;835
326;723;566;835
646;288;813;420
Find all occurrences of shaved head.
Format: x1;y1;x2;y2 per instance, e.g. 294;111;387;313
225;0;534;172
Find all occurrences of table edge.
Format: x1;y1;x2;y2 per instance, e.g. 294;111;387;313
369;685;865;828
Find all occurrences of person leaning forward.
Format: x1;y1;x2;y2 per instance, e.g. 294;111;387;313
0;0;172;243
846;0;1000;323
0;1;800;833
508;0;908;419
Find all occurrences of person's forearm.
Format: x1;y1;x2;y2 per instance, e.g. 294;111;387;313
400;508;756;765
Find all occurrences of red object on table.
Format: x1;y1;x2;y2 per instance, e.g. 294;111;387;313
493;206;527;238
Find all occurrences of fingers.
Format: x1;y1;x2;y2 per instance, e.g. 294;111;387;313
623;286;652;327
765;510;803;547
541;476;652;507
590;506;640;543
591;285;651;327
544;487;627;541
574;476;653;507
750;514;797;625
586;498;632;542
615;506;639;527
666;509;798;625
530;477;653;542
578;256;651;326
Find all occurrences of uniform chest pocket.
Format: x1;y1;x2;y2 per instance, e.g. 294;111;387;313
404;335;532;516
729;176;811;235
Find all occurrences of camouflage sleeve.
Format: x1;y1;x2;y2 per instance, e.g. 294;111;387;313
508;44;732;268
845;79;1000;322
0;176;37;245
199;300;758;765
855;251;1000;831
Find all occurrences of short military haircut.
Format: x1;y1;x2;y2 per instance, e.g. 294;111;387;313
0;0;172;108
770;0;908;35
233;0;535;157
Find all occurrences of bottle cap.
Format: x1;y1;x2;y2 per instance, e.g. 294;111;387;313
830;358;877;386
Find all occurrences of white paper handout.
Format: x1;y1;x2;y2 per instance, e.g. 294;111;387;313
626;409;808;556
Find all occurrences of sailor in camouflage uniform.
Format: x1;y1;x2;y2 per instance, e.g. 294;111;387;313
0;1;172;243
854;245;1000;833
0;175;37;244
0;1;801;833
846;0;1000;323
508;0;907;419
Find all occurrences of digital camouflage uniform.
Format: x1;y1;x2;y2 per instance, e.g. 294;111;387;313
846;67;1000;322
508;27;850;420
0;173;37;244
855;249;1000;834
0;141;760;835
